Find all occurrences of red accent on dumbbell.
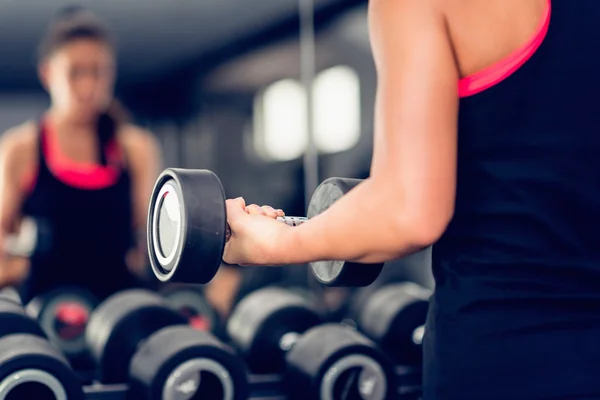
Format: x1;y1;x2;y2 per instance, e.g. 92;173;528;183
189;315;210;331
56;302;89;326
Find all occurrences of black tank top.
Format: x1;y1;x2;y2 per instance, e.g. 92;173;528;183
19;121;139;304
425;1;600;399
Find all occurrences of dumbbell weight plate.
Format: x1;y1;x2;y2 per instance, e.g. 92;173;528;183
358;282;430;365
285;323;395;400
26;287;98;369
0;296;46;339
147;169;227;284
129;325;248;400
0;296;83;399
85;289;187;383
4;217;53;259
0;287;21;304
0;335;84;400
161;286;219;333
227;287;322;374
307;178;384;287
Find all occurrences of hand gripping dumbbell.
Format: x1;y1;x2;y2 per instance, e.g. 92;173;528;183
147;168;385;288
85;289;248;400
26;286;98;371
227;287;396;400
348;282;431;366
4;217;52;259
0;287;84;399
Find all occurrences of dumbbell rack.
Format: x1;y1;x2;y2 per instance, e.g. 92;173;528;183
82;366;422;399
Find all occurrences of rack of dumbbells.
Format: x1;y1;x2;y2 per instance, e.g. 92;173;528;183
0;171;431;398
0;281;427;400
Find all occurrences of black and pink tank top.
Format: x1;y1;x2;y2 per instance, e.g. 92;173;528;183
426;1;600;398
19;118;138;304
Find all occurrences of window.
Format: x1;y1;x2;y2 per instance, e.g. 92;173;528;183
313;65;361;154
254;79;307;162
254;65;361;161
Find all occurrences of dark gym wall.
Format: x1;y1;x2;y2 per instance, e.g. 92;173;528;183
0;93;48;133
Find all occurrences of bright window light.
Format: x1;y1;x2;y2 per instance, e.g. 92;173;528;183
254;66;361;161
255;79;307;162
313;65;361;154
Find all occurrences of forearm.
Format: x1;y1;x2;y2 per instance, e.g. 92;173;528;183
278;178;426;265
0;257;29;287
126;225;150;278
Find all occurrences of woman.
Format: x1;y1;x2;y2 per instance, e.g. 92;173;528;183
0;7;161;303
224;0;600;398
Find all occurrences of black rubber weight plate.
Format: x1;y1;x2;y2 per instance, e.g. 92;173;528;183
307;178;384;287
147;168;227;284
0;288;21;304
161;287;218;332
26;287;97;365
227;287;322;374
285;324;395;400
85;289;187;384
359;283;430;365
130;325;248;400
0;334;84;400
0;298;46;340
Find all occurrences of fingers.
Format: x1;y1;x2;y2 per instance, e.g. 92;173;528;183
225;197;247;219
226;198;286;221
245;204;285;219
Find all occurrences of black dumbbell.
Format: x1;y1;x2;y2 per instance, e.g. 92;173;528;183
4;217;52;258
26;286;98;370
160;285;220;334
86;289;248;400
349;282;430;366
0;287;84;399
227;287;396;400
147;168;384;288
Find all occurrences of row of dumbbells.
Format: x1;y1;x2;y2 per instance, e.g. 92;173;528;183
0;282;429;399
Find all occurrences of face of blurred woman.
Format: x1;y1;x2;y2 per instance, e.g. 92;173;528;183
40;38;116;124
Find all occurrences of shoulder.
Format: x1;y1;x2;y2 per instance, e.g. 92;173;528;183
116;124;161;170
368;0;451;63
0;121;38;178
0;121;37;153
117;124;160;154
369;0;445;23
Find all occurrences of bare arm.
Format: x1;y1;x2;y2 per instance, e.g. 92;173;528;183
120;126;163;274
270;0;459;264
0;126;36;285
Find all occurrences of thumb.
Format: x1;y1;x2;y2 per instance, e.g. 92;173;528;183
225;197;247;219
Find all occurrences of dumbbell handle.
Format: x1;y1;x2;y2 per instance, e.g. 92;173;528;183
278;331;301;352
225;216;307;242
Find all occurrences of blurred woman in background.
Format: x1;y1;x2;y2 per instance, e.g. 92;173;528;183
0;6;162;303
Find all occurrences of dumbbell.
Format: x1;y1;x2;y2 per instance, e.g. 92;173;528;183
227;287;395;400
0;287;84;399
4;217;52;258
160;285;220;333
147;168;384;287
26;286;98;370
86;289;248;400
348;282;430;366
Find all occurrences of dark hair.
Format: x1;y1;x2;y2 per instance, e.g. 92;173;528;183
38;5;115;62
39;5;125;166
